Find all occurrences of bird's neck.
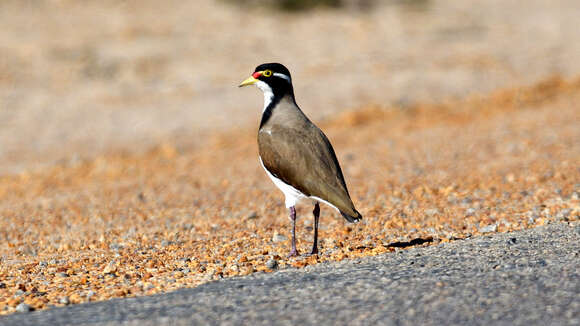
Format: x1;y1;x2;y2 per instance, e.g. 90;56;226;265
260;93;296;129
259;85;294;111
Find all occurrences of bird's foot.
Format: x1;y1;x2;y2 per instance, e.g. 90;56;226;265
288;249;300;258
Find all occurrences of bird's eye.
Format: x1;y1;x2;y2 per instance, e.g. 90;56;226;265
263;70;272;77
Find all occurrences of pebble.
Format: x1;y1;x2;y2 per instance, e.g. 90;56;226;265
556;209;571;221
272;233;287;243
0;282;5;289
59;296;70;305
425;209;439;217
266;259;278;270
109;243;124;250
15;303;32;313
324;238;338;248
103;263;118;274
479;224;498;233
465;208;476;216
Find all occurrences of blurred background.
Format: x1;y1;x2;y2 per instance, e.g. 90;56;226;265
1;0;579;174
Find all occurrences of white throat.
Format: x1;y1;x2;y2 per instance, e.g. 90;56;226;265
256;80;274;112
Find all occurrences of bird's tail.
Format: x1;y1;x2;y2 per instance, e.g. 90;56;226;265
341;209;362;223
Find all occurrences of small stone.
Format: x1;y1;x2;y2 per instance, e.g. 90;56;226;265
15;303;32;313
59;296;70;305
465;208;476;216
229;264;240;273
324;238;337;248
86;290;96;299
247;212;258;219
272;233;287;243
103;262;117;274
479;224;498;233
556;208;572;221
109;243;124;250
266;259;278;270
425;208;439;217
527;212;539;224
0;282;6;289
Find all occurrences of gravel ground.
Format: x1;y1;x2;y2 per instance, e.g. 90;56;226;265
0;76;579;314
0;222;578;325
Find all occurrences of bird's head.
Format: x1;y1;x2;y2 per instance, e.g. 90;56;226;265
239;63;294;99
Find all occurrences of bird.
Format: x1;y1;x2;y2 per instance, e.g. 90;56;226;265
239;63;362;257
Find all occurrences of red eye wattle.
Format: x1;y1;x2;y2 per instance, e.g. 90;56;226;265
252;72;262;78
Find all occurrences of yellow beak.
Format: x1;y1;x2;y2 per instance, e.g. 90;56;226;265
238;76;258;87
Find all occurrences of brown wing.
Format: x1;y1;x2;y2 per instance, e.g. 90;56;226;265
258;123;359;217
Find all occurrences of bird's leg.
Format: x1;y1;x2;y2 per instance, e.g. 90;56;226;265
310;203;320;255
288;206;299;257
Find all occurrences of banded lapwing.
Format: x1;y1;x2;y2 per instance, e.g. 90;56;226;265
239;63;362;257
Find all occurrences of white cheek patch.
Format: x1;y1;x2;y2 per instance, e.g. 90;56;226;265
273;73;291;82
255;80;274;112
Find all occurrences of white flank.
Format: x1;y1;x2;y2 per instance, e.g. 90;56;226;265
259;157;341;214
259;156;305;208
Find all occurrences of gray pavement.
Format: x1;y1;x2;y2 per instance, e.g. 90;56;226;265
1;222;578;326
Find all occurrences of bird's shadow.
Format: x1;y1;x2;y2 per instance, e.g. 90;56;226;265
386;236;434;248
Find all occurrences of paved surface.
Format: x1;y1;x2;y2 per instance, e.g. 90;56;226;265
1;222;578;325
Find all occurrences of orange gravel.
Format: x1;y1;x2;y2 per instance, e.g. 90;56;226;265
0;76;579;314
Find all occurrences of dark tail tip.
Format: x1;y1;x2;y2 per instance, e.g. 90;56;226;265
341;210;362;223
